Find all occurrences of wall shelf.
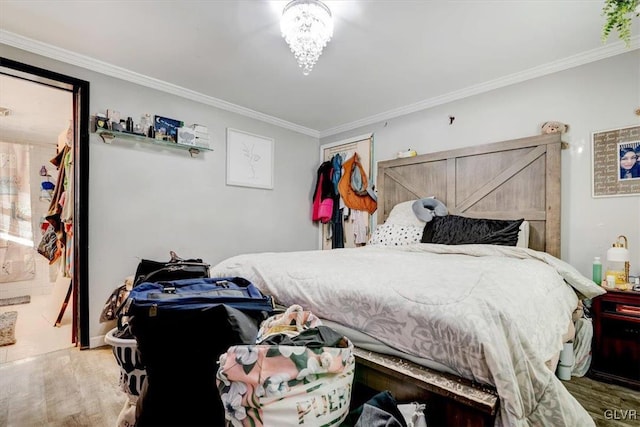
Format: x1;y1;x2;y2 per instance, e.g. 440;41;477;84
95;128;212;157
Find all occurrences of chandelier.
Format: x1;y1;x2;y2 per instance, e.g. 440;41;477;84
280;0;334;75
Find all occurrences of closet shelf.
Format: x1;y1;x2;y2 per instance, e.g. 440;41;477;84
95;128;212;157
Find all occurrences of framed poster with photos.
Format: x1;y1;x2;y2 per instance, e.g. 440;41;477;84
592;125;640;198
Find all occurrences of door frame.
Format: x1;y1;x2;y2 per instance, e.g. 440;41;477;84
0;57;90;348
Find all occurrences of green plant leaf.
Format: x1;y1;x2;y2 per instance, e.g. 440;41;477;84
601;0;639;46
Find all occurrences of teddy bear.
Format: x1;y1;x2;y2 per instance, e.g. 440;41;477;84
541;121;569;134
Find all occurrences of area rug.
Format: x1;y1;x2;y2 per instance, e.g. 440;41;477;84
0;295;30;307
0;311;17;346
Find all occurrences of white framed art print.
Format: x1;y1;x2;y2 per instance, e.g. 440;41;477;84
226;128;274;189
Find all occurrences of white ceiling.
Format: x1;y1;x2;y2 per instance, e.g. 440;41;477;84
0;1;638;138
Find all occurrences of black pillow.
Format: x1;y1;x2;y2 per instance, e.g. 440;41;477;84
421;215;524;246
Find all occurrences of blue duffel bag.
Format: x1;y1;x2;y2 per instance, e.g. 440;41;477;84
124;276;274;316
125;276;274;427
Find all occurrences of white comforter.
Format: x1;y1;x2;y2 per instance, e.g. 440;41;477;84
211;244;605;427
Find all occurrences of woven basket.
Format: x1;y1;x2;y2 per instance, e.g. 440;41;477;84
0;311;17;346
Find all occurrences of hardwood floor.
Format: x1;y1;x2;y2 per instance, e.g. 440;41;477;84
563;375;640;427
0;346;638;426
0;346;122;427
0;291;74;364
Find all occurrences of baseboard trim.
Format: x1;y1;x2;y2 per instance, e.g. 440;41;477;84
90;334;107;349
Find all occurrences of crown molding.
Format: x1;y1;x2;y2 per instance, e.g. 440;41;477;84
0;30;320;138
3;30;636;141
319;36;639;138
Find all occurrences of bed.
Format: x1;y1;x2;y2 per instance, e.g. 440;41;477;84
211;133;605;427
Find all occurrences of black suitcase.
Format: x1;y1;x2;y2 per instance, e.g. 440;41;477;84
127;277;274;426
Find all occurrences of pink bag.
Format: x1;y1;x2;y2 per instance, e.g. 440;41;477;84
312;174;325;222
318;198;333;223
216;306;355;427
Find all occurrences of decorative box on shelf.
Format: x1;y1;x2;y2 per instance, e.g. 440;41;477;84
177;127;196;146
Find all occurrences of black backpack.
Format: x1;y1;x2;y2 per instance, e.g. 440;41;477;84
133;251;210;286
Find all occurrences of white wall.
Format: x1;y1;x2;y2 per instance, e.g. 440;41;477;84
322;51;640;280
3;45;639;347
1;45;321;346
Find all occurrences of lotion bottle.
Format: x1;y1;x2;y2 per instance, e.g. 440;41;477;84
592;256;602;285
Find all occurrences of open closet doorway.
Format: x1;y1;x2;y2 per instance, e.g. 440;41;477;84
0;58;89;360
318;134;374;249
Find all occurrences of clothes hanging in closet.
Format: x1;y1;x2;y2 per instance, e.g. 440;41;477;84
351;209;368;245
338;153;377;214
312;156;347;248
39;141;73;277
311;160;334;223
330;154;344;248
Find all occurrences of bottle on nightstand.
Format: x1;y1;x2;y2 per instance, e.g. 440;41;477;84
592;256;602;285
606;236;630;289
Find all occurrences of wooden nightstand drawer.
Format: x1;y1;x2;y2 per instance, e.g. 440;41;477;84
594;318;640;381
599;300;640;321
591;289;640;390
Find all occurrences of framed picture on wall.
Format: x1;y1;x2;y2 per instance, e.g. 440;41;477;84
592;125;640;197
226;128;274;189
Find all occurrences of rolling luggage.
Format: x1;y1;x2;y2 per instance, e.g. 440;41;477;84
126;276;274;427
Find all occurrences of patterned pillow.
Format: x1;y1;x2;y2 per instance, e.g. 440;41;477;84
368;224;423;246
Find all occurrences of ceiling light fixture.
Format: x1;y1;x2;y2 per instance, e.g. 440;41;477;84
280;0;333;76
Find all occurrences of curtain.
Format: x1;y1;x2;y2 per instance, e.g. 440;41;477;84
0;142;36;283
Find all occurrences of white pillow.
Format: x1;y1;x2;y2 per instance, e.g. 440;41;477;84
368;223;423;246
516;221;530;248
384;200;425;228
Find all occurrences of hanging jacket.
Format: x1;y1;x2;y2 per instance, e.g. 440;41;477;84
338;154;377;214
331;153;342;194
312;161;335;222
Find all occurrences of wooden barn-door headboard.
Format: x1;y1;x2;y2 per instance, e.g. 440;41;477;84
376;133;562;257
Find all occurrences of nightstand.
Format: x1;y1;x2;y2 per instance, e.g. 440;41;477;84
590;289;640;390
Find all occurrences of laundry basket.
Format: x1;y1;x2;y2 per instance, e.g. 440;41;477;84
217;305;355;427
105;328;148;427
105;327;147;397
